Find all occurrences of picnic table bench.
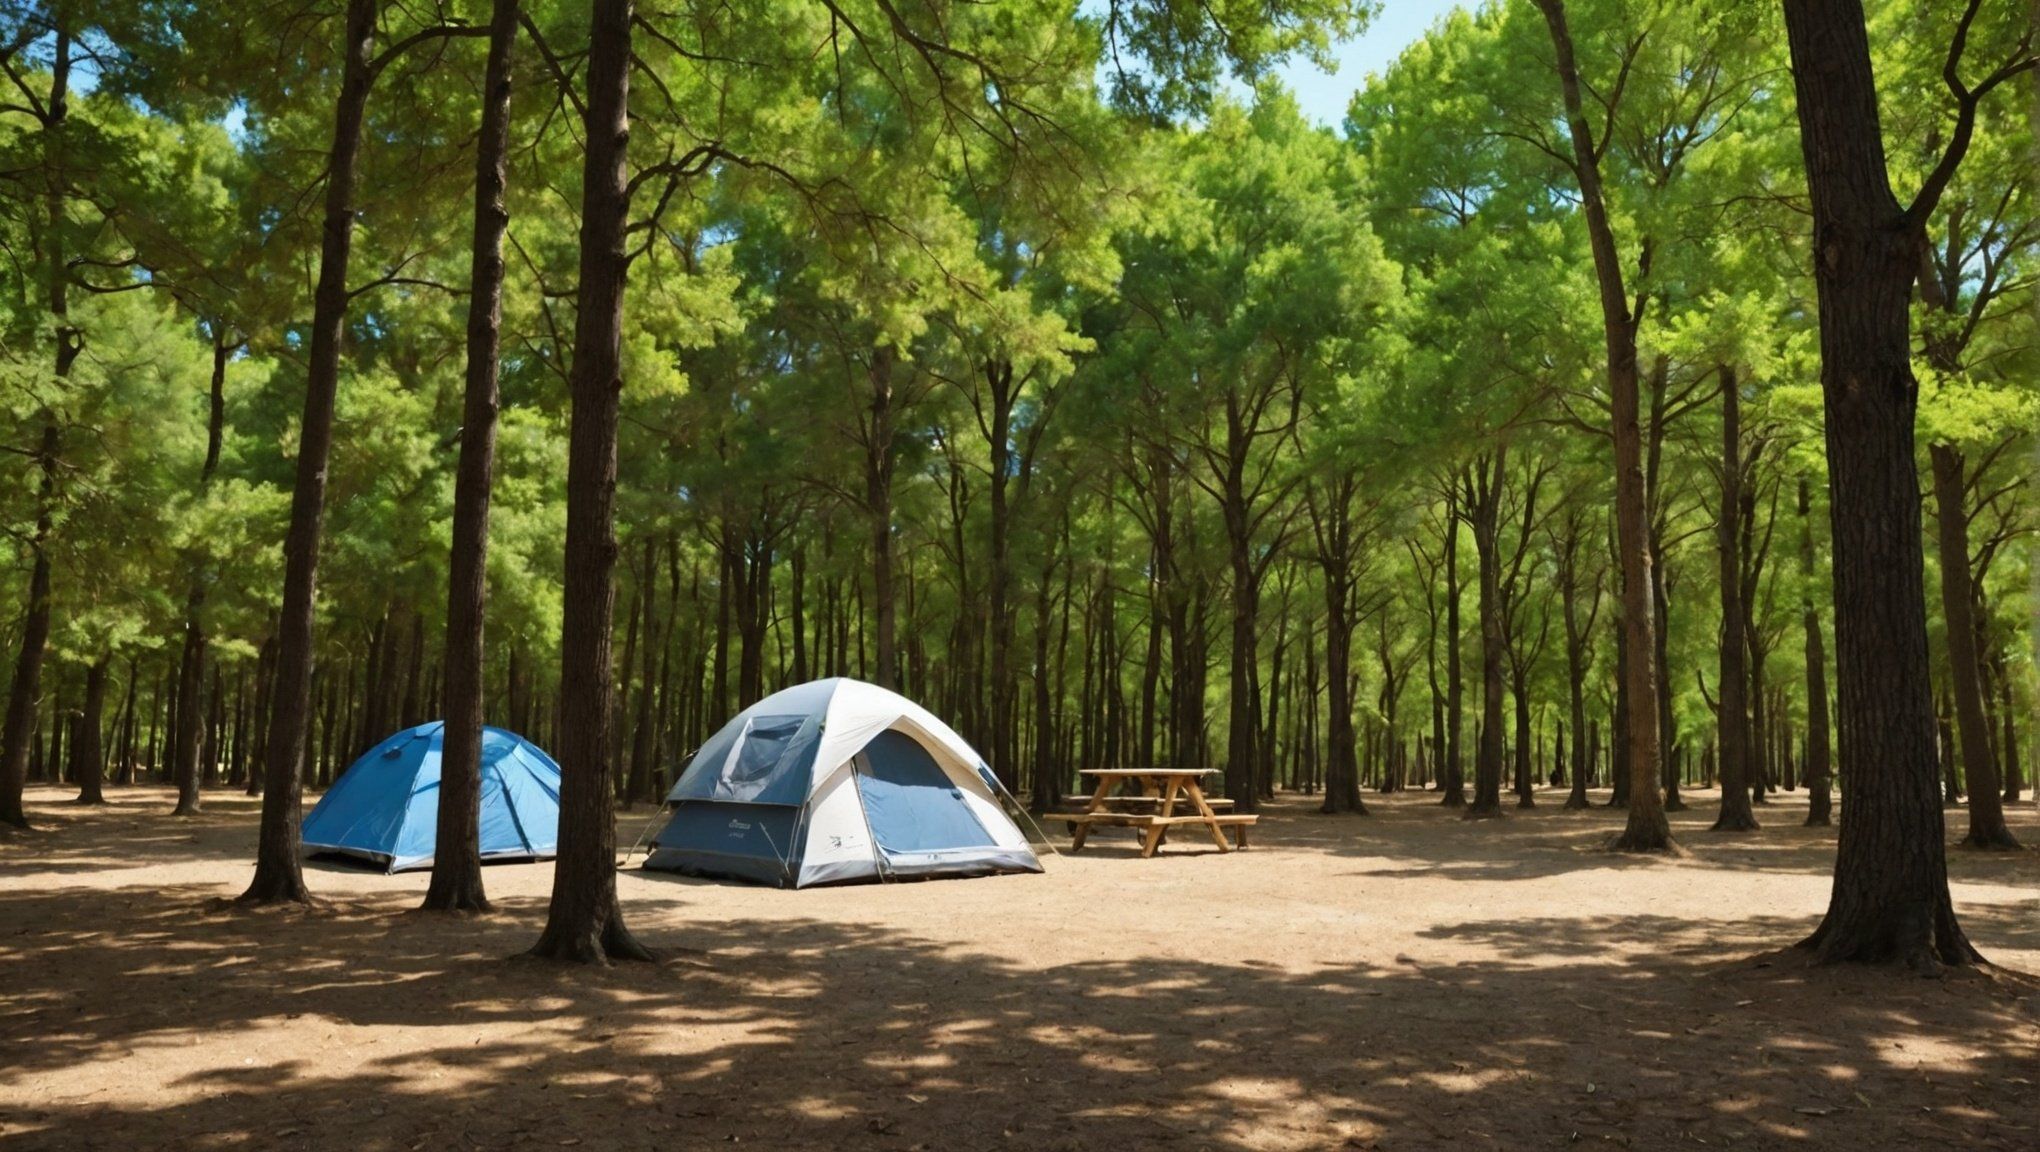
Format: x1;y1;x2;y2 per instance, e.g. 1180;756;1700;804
1057;768;1256;857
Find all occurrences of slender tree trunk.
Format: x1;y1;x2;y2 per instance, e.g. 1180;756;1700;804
239;0;379;902
1930;445;2017;848
424;0;518;914
1319;553;1365;814
0;29;76;832
1714;370;1758;830
789;541;807;684
1512;670;1534;808
1466;465;1506;818
529;0;651;962
1028;542;1059;815
1997;646;2021;804
710;538;731;719
399;610;426;730
113;658;139;787
1224;518;1261;813
42;677;63;785
865;346;899;691
203;664;224;785
1783;0;1978;966
171;334;234;815
1560;520;1594;811
70;658;107;805
1442;495;1466;806
1535;0;1668;850
1798;480;1834;826
1;421;60;831
626;535;659;809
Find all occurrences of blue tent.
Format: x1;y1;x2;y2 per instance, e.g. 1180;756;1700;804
301;723;561;873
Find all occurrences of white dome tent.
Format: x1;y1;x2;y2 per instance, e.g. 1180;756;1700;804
643;678;1043;888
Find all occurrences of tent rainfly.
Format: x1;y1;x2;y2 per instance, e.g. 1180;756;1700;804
643;678;1042;888
301;723;562;872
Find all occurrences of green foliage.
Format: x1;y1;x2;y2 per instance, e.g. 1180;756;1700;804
0;0;2030;804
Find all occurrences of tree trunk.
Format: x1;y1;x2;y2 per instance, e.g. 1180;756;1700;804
1224;544;1261;813
1997;646;2021;804
710;538;731;721
1027;541;1059;815
1799;480;1834;826
1534;0;1668;851
1560;518;1594;811
70;658;107;804
1930;445;2017;848
1512;671;1534;808
865;346;899;691
424;0;519;915
789;541;807;684
626;534;659;810
1783;0;1978;967
528;0;652;963
246;634;274;796
1318;508;1366;814
43;677;64;785
1714;369;1758;831
0;28;76;832
1465;464;1506;818
1441;496;1466;806
171;334;234;814
986;362;1018;784
1;422;60;831
113;658;139;788
241;0;378;902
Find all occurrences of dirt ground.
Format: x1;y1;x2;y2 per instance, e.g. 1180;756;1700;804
2;783;2038;1151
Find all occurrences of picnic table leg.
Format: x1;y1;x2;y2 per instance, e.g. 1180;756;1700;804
1141;775;1171;849
1184;780;1232;852
1070;775;1116;852
1141;776;1181;858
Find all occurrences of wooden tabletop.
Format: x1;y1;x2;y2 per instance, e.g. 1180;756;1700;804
1077;767;1216;776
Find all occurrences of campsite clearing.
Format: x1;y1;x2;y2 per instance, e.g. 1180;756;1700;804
3;784;2038;1151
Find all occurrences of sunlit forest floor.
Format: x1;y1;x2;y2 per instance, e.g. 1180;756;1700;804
3;784;2037;1151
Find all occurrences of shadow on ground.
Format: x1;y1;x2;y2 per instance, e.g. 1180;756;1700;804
2;787;2038;1151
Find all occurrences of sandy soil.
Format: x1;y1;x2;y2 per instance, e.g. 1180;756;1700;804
2;782;2038;1151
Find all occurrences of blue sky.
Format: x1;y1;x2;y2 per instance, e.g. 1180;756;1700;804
1255;1;1467;127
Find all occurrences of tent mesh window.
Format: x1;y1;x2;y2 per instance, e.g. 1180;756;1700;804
726;716;804;787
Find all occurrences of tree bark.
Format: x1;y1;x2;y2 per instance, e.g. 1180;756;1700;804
1713;369;1758;831
1441;490;1467;806
1534;0;1669;850
1560;519;1595;811
241;0;378;904
1464;462;1506;818
1311;476;1367;815
70;658;107;805
1782;0;1980;967
424;0;519;915
1;421;60;831
172;332;234;815
1997;645;2021;803
1930;445;2017;848
1027;537;1060;815
986;360;1019;786
0;28;76;832
1511;670;1534;808
864;346;899;691
528;0;652;963
1798;480;1834;826
626;534;660;808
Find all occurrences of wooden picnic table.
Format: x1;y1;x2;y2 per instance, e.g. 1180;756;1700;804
1060;768;1257;857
